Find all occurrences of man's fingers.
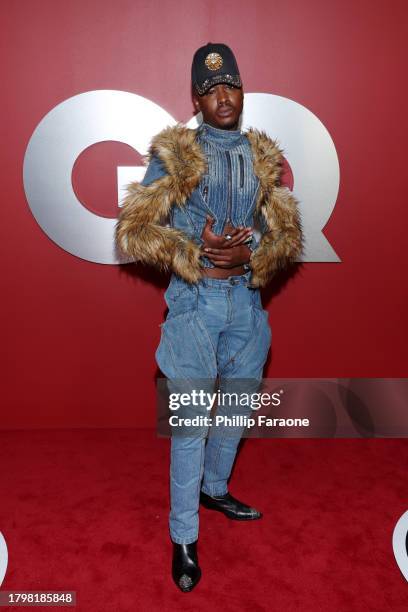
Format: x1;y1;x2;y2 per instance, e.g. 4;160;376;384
206;254;232;264
206;260;231;267
205;251;229;260
202;224;253;250
227;230;252;246
201;216;215;237
203;248;224;255
204;247;242;258
224;226;242;238
225;235;252;247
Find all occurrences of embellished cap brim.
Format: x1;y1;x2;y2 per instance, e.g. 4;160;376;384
194;74;242;96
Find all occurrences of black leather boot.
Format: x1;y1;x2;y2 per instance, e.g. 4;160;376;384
200;491;263;520
172;540;201;592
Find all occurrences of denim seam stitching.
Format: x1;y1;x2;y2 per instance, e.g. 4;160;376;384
221;306;266;374
193;313;218;377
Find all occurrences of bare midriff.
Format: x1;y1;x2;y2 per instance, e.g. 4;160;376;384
202;265;246;279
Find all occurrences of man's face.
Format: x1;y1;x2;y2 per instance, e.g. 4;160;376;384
193;83;244;130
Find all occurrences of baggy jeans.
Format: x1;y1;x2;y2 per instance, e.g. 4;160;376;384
155;272;272;544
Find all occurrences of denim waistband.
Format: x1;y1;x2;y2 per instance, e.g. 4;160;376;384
198;271;251;289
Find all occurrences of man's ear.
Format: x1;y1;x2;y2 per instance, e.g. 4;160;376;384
192;96;201;112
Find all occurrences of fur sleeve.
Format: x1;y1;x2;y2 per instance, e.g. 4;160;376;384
249;186;303;287
115;177;203;283
246;128;303;287
115;125;206;284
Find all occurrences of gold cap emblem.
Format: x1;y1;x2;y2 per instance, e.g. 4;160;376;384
205;52;223;71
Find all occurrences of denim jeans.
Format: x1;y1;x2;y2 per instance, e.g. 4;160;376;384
155;272;272;544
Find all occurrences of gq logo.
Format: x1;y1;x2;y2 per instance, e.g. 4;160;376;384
393;510;408;582
0;532;7;587
23;90;340;265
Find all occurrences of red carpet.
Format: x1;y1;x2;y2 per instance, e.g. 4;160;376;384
1;430;407;610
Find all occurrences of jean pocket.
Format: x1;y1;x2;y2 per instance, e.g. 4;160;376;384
165;281;198;318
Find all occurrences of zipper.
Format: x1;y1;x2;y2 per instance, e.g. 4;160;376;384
225;150;232;223
203;185;208;202
239;154;244;188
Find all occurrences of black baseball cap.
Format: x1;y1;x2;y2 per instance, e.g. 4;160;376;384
191;43;242;95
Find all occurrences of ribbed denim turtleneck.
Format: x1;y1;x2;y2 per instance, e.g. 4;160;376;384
195;121;258;239
197;122;245;150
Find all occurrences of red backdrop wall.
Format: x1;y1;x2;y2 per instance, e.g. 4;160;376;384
1;0;407;428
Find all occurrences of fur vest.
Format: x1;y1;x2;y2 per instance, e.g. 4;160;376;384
115;124;302;287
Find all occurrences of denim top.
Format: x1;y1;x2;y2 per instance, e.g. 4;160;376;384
141;122;260;268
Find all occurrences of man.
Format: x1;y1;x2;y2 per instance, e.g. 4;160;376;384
116;43;302;592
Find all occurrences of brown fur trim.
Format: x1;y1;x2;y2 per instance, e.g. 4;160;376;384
148;124;207;197
245;129;283;196
249;186;303;287
246;129;303;287
115;124;206;283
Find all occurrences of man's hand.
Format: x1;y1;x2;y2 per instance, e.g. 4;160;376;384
201;216;252;249
203;244;251;268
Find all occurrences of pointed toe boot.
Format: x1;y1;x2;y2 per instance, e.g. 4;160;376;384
200;491;263;521
172;540;201;592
